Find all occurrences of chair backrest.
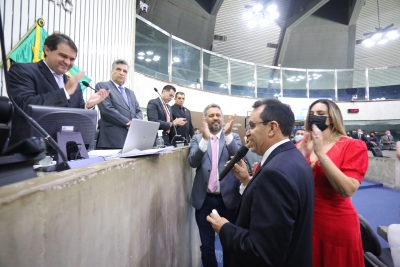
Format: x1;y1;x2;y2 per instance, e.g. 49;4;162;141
364;252;388;267
359;214;382;256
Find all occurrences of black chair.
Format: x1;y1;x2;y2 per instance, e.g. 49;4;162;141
359;214;394;267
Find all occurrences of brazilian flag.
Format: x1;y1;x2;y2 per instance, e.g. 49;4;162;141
8;19;91;90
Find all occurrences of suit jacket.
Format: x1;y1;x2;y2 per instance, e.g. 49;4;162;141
8;60;85;146
188;132;242;210
219;141;315;267
380;134;394;150
95;80;143;149
171;104;194;143
352;133;367;142
147;98;175;145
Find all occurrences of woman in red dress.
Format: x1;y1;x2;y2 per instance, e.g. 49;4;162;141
297;99;368;267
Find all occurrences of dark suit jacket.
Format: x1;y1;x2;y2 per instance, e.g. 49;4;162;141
171;104;194;143
352;133;367;142
188;132;242;210
95;80;143;149
219;141;315;267
380;134;394;150
8;60;85;146
147;98;175;145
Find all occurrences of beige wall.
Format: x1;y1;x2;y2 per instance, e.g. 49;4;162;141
0;148;201;267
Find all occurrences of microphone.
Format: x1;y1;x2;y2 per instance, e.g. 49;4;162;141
82;81;138;119
219;145;249;181
153;87;182;144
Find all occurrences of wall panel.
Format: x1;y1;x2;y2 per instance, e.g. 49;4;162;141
1;0;136;99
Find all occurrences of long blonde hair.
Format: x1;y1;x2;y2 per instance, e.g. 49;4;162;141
305;99;347;138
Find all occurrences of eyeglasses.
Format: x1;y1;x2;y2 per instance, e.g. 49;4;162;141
246;120;271;130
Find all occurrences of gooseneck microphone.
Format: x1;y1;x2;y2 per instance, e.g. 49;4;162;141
219;145;249;181
82;81;138;119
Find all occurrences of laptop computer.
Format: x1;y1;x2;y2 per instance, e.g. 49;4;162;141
122;119;160;154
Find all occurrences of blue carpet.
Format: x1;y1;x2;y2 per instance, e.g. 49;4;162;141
353;186;400;248
359;179;383;190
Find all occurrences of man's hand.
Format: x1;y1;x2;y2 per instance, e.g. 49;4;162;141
201;116;210;141
229;158;251;186
206;213;229;235
126;121;131;129
173;118;187;126
85;89;110;109
223;114;236;135
65;71;86;96
296;131;313;158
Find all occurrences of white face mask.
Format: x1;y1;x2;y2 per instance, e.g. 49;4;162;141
358;131;363;134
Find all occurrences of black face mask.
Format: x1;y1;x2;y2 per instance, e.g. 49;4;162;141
308;115;328;132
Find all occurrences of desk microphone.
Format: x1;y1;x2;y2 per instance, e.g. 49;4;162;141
219;145;249;181
153;88;182;143
82;81;138;119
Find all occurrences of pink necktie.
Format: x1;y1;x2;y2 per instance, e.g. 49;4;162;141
208;136;218;193
53;73;64;89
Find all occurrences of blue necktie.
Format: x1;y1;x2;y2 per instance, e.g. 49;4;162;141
118;86;129;107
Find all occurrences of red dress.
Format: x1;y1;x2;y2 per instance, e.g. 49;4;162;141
307;137;368;267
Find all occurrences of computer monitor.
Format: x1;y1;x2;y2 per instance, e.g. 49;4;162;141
27;105;98;162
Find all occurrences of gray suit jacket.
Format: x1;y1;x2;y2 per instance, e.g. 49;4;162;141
95;80;143;149
380;134;394;150
188;132;242;210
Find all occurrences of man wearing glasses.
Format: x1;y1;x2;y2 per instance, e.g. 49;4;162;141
207;99;314;267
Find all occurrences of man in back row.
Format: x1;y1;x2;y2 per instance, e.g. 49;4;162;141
95;59;142;149
171;91;194;143
147;85;186;146
8;32;109;146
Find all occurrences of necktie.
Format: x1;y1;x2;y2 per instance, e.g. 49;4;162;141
208;136;218;193
181;107;185;114
162;103;171;134
53;73;64;89
359;133;361;139
388;135;391;141
253;162;262;176
118;86;130;107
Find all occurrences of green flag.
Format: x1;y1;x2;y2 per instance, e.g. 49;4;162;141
9;19;91;90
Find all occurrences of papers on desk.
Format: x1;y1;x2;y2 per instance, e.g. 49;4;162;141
88;147;173;160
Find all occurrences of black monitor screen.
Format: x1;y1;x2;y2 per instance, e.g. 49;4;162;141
27;105;98;151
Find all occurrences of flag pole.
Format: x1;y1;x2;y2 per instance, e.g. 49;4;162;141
0;18;45;68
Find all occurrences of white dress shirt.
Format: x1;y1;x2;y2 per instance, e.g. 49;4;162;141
42;60;70;100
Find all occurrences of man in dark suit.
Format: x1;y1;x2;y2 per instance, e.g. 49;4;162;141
207;99;314;267
146;85;186;146
8;32;109;146
171;92;194;143
189;103;242;267
352;129;367;142
95;59;143;149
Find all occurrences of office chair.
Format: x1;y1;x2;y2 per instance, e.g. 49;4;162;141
359;214;394;267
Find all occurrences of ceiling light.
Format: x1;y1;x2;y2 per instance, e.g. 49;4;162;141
362;38;375;47
243;11;253;21
269;80;275;83
270;12;279;20
361;0;398;47
266;4;277;13
153;55;160;61
173;57;180;62
253;4;263;12
274;78;279;81
145;58;152;62
146;51;153;55
138;52;145;56
295;79;300;81
137;56;144;60
297;75;304;79
259;19;268;27
371;32;382;40
386;30;399;39
378;38;388;44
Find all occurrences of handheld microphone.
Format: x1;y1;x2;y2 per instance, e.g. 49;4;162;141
82;81;138;119
219;145;249;181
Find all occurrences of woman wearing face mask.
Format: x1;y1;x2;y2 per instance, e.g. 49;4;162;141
297;99;368;267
